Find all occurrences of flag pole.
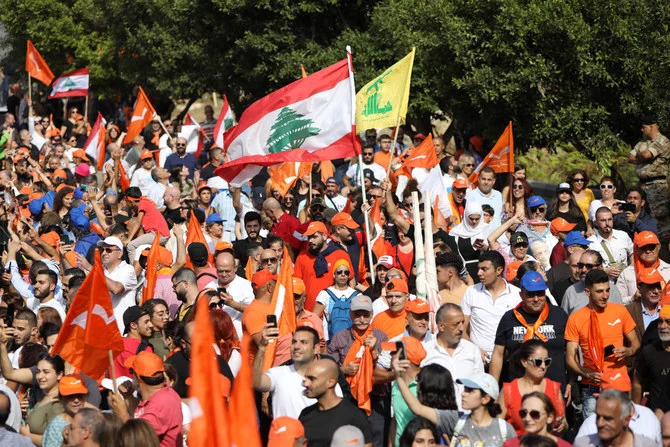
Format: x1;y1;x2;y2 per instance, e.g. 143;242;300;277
84;94;89;122
28;74;32;112
385;116;402;177
108;350;118;394
347;45;376;285
154;114;174;143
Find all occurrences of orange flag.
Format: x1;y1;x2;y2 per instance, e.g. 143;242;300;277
262;247;296;372
185;210;211;269
268;162;299;197
320;160;335;184
188;291;231;447
342;198;352;214
245;257;254;281
141;232;161;304
229;339;263;447
349;347;374;415
301;64;308;78
469;121;514;184
369;199;386;259
50;251;124;380
26;41;54;86
433;196;448;231
117;162;131;191
403;134;439;170
123;86;156;144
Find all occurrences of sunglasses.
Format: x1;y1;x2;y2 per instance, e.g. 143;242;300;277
572;178;585;183
528;357;552;367
363;152;374;156
176;143;186;148
530;206;546;213
99;247;119;254
577;262;599;269
209;301;225;310
261;257;278;264
464;163;474;167
284;198;294;202
311;205;325;211
600;184;614;189
513;184;524;189
638;244;657;252
519;409;544;420
336;270;350;276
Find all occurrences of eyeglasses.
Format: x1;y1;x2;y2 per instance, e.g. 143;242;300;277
572;178;585;183
600;184;614;189
528;357;552;367
172;280;186;291
519;409;545;420
530;206;546;213
176;143;186;148
638;244;657;252
464;163;474;167
513;184;524;190
261;257;278;264
363;152;374;156
577;262;600;269
558;190;571;195
284;197;294;202
99;247;119;254
335;270;350;276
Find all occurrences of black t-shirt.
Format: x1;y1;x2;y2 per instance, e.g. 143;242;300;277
299;398;372;447
635;340;670;412
445;234;481;283
165;349;234;398
199;162;219;181
494;305;568;385
553;277;576;307
546;262;570;297
163;207;184;228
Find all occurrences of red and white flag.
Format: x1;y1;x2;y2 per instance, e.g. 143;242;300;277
215;55;359;186
180;112;203;154
48;68;89;99
213;94;236;149
83;113;107;170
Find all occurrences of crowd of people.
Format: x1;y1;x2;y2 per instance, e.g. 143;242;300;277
0;92;669;447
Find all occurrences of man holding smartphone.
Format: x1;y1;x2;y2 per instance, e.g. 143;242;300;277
613;186;659;240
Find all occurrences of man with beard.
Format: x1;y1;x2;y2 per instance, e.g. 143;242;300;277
263;198;301;255
633;305;670;415
587;207;634;281
162;186;184;228
324;177;347;211
171;267;201;322
294;221;351;312
4;310;37;369
30;270;66;322
331;212;368;287
111;306;154;378
164;136;198;179
233;211;265;269
343;143;386;188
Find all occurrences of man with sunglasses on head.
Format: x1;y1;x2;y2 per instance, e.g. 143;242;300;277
97;236;138;333
562;250;623;315
490;271;569;391
588;207;633;282
617;231;670;305
164;136;198;179
343;143;386;188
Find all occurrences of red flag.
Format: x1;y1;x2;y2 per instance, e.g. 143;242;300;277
213;94;236;150
117;162;130;191
82;113;107;170
469;121;514;184
123;86;156;144
26;41;54;86
141;232;161;304
50;251;124;380
229;339;262;447
263;247;297;371
188;291;231;446
185;211;210;269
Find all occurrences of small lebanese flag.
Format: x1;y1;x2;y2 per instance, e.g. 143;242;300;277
83;113;107;170
123;86;156;144
469;121;514;184
213;94;236;149
48;68;90;99
179;113;202;154
215;55;359;187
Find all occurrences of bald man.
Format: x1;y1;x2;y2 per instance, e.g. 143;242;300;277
162;186;185;227
259;248;280;274
263;198;301;254
299;359;372;447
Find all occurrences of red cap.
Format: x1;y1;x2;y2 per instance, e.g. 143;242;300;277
405;299;430;314
452;178;468;189
303;221;328;236
331;212;359;229
124;351;164;377
268;417;305;447
386;278;409;294
634;231;660;247
252;269;278;289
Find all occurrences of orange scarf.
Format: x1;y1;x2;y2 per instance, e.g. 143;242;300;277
343;327;374;416
513;302;549;342
588;308;604;374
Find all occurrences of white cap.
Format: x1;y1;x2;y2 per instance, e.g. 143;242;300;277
134;244;152;261
101;376;132;392
456;373;500;400
96;236;123;251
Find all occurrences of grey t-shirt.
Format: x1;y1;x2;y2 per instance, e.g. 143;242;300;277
561;280;622;315
573;432;657;447
435;410;515;447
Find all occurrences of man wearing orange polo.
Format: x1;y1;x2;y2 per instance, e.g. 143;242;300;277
331;211;369;286
565;269;640;420
242;270;278;360
372;278;410;341
294;221;351;312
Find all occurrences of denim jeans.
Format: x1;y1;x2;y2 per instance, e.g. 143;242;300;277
581;384;600;420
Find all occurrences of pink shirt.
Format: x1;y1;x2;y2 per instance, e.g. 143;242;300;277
134;385;184;447
138;198;170;237
154;274;182;319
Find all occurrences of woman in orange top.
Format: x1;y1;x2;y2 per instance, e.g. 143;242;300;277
497;340;566;436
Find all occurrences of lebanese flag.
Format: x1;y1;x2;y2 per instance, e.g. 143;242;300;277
469;121;514;184
48;68;89;99
123;86;156;144
213;94;236;149
26;40;54;86
215;56;359;187
182;112;206;156
50;251;124;380
82;113;107;170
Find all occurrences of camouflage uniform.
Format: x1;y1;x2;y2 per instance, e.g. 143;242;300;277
631;132;670;244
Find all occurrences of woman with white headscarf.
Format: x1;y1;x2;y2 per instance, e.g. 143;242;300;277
446;201;490;282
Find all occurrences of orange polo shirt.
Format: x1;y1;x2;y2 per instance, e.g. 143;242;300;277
242;299;274;361
294;249;352;312
371;309;407;340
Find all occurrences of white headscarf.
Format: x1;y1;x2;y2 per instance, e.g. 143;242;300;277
450;201;489;241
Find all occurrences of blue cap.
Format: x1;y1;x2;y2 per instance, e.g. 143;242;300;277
527;195;546;208
326;176;337;184
29;196;46;216
519;271;547;292
205;213;224;225
73;187;84;200
564;231;590;248
70;204;90;231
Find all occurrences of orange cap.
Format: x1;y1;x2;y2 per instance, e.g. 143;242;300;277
331;212;359;229
634;231;660;247
402;336;427;365
53;169;68;180
660;305;670;319
550;217;576;235
124;351;164;377
637;268;664;285
58;374;89;396
46;128;61;138
64;250;78;267
332;259;351;274
303;221;328;236
252;269;278;289
140;149;153;160
506;260;522;282
19;186;33;196
386;278;409;294
268;416;305;447
452;178;468;189
40;231;61;247
159;247;173;267
72;149;88;160
215;241;234;253
292;277;305;295
405;299;430;314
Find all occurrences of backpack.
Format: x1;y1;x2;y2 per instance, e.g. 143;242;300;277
325;288;360;339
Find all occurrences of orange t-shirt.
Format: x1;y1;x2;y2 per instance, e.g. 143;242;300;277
565;303;636;391
242;300;274;360
374;151;392;170
371;310;407;340
294;249;353;312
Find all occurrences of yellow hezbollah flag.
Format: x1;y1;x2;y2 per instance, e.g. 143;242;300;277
356;48;415;130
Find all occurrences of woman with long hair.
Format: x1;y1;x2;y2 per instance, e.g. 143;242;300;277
170;165;195;200
502;164;528;208
53;186;75;221
566;169;593;223
141;299;169;359
197;185;216;217
43;374;92;447
502;392;571;447
504;178;533;219
282;191;298;216
587;176;619;224
497;340;566;436
210;309;242;376
399;417;439;447
547;183;586;233
117;419;161;447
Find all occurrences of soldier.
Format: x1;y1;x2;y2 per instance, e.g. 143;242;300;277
629;115;670;249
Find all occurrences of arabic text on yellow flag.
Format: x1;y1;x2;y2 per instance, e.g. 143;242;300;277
356;48;415;130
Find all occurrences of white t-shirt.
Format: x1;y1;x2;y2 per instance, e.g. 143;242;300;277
587;230;634;268
205;275;254;340
130;167;156;196
38;299;67;323
105;262;139;333
345;162;386;186
315;286;357;341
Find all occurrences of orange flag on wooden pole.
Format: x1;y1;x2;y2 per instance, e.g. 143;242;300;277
50;251;124;380
141;232;161;304
185;211;210;269
26;41;54;86
188;292;231;447
469;121;514;185
229;339;263;447
117;162;130;191
433;196;448;231
123;86;156;144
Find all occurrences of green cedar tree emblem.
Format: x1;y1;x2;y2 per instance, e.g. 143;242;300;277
62;77;77;89
266;107;321;154
224;117;234;130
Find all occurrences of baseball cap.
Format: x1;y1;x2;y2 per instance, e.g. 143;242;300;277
268;417;304;447
40;231;61;247
452;178;468;190
122;306;148;335
96;236;123;250
251;187;267;206
362;169;377;184
403;336;428;365
350;295;373;312
637;269;664;285
376;255;394;269
456;372;500;399
331;425;365;447
303;221;328;236
292;277;305;295
101;376;132;392
69;205;90;231
519;271;547;292
564;231;590;248
252;270;278;289
197;184;212;193
214;241;234;253
660;305;670;319
71;149;89;160
326;177;337;185
158;247;173;266
556;182;571;193
124;351;165;377
74;163;91;177
386;278;409;294
331;212;359;229
527;196;546;208
205;213;224;225
641;114;658;126
634;230;660;247
510;232;528;247
52;169;68;180
139;149;153;160
187;242;209;266
323;208;337;223
58;374;89;396
310;196;327;209
550;217;576;235
406;299;430;315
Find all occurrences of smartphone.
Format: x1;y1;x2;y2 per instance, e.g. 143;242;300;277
396;340;406;361
622;203;636;213
3;303;14;327
217;287;227;295
79;184;90;192
266;314;277;328
604;344;615;357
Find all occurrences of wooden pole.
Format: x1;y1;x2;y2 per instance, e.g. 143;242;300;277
358;153;376;285
28;74;32;113
154;114;174;143
84;94;89;122
385;116;402;177
108;350;118;394
212;92;218;110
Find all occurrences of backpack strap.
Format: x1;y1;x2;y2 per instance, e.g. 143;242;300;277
196;272;217;281
324;289;339;321
449;415;469;447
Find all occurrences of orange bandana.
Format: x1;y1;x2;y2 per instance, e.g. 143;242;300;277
513;302;549;342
